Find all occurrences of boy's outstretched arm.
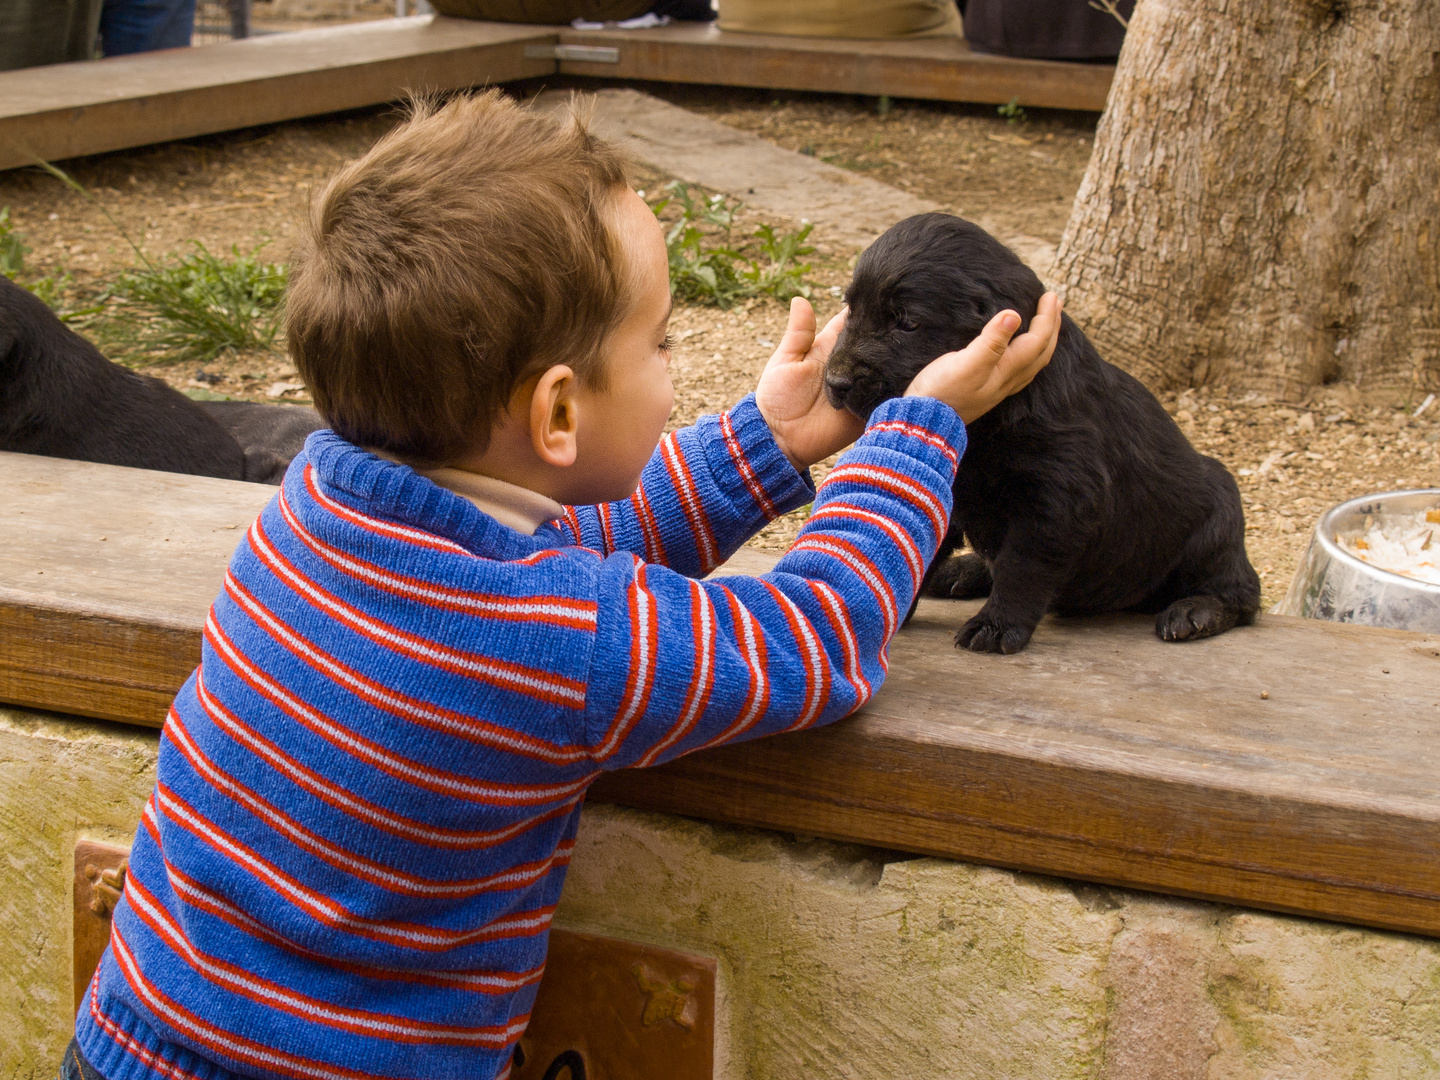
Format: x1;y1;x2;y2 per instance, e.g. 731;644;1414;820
552;301;856;577
578;297;1060;767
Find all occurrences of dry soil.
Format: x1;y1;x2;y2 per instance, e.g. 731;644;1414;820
1;56;1435;607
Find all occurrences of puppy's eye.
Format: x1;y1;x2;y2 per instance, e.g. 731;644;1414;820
894;314;918;333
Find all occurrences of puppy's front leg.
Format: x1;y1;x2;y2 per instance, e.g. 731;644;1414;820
955;530;1074;654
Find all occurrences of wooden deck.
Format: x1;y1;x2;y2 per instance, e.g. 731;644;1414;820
0;18;555;173
3;450;1439;938
557;21;1114;110
0;16;1114;173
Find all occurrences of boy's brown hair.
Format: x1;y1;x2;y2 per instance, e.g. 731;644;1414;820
286;90;632;466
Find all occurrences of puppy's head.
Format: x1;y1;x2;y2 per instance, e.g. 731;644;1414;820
825;214;1046;419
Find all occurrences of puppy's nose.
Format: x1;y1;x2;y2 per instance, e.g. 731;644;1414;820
823;371;854;407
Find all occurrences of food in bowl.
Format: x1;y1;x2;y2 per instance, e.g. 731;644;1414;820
1337;507;1440;585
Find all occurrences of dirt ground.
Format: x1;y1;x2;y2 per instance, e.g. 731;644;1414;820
1;58;1435;608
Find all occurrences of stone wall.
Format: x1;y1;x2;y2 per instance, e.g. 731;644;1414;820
4;706;1438;1078
0;708;162;1075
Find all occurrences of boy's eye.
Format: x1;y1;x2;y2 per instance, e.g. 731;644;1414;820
660;334;676;353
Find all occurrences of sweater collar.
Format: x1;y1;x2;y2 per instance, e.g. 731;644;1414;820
298;431;569;558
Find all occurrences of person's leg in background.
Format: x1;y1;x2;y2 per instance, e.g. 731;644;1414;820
99;0;198;56
0;0;103;71
649;0;715;20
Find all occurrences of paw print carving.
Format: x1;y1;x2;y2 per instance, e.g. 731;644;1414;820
632;963;698;1029
84;858;128;917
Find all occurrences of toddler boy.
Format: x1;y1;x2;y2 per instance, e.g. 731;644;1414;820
67;91;1058;1080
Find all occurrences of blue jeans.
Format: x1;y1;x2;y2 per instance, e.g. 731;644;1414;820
99;0;197;55
57;1039;104;1080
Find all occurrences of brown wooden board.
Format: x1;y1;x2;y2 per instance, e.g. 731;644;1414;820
556;23;1115;111
593;581;1440;937
0;17;1113;175
0;451;271;726
513;930;715;1080
6;452;1440;936
0;17;557;172
73;840;129;1016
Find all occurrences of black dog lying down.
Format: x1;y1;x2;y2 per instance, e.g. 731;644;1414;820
824;214;1260;653
0;276;322;484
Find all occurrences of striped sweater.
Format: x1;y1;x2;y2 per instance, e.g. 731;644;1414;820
74;393;964;1080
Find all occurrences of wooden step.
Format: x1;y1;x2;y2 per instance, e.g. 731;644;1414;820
556;21;1115;110
0;16;1113;174
0;17;557;172
2;449;1439;938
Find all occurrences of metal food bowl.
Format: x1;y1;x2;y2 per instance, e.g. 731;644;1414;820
1273;489;1440;632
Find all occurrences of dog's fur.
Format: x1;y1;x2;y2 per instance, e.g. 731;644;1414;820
199;400;326;484
824;214;1260;653
0;276;322;484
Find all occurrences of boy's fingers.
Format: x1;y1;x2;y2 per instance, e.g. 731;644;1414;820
972;309;1023;362
808;305;848;362
998;293;1061;389
1029;292;1062;350
775;296;817;360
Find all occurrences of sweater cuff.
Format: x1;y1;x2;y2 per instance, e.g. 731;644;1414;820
857;396;967;477
704;394;816;522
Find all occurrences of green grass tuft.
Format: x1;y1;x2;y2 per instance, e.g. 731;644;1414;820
99;242;287;365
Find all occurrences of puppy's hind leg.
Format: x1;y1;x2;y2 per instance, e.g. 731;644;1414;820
904;521;966;626
926;552;993;600
1155;460;1261;642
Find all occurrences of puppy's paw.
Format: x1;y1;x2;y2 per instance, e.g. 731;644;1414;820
1156;595;1240;642
926;553;993;599
955;610;1035;654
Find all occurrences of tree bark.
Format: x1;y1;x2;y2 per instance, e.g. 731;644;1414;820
1054;0;1440;399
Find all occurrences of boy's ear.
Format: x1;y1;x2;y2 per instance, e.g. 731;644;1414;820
528;364;579;469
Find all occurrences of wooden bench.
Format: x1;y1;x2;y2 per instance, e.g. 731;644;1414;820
0;16;1114;174
4;449;1438;938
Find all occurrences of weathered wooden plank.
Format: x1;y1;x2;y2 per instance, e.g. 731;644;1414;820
593;598;1440;936
557;23;1115;111
3;451;1439;935
0;17;1111;175
0;17;557;172
0;451;271;725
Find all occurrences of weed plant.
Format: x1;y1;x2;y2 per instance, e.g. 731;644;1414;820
998;97;1028;125
21;162;287;364
651;182;814;308
103;242;287;364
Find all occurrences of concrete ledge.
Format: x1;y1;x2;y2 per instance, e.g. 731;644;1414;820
559;803;1440;1078
6;705;1438;1078
0;708;162;1071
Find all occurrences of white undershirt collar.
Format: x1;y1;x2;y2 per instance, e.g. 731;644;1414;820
417;467;566;536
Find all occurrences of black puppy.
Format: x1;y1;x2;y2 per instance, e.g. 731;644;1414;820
824;214;1259;653
0;276;322;483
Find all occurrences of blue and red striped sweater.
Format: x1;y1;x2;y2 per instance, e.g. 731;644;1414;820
75;393;964;1080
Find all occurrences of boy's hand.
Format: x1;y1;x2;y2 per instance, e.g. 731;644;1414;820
905;292;1062;423
756;298;865;472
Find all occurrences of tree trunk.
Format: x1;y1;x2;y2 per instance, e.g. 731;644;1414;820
1054;0;1440;399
